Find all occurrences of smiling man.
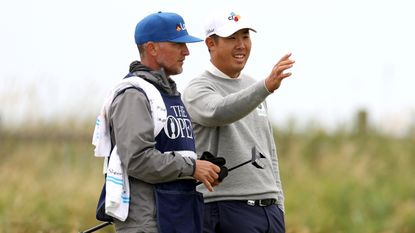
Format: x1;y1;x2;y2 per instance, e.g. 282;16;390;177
182;10;295;233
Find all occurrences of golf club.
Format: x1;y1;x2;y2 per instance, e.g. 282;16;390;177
228;146;266;171
196;146;266;186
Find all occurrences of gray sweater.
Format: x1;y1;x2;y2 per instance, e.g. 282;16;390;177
182;65;285;211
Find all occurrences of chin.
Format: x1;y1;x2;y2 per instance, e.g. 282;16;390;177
234;63;246;71
166;65;182;74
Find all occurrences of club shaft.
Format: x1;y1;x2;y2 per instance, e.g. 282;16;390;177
227;160;251;172
79;222;112;233
195;159;251;186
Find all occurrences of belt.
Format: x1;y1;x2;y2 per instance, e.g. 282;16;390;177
246;199;276;207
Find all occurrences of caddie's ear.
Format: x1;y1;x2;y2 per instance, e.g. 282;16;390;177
145;42;158;56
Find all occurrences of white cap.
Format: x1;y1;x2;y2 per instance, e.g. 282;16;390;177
204;11;256;38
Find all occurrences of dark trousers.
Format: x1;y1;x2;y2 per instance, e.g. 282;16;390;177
203;201;285;233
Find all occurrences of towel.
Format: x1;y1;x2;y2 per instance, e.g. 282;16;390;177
92;112;111;158
105;146;130;221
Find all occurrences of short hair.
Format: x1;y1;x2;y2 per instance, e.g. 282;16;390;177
137;44;145;59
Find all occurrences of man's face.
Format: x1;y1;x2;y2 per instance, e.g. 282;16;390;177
209;29;252;78
154;42;190;76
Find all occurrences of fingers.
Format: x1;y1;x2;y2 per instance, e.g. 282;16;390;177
213;165;221;174
274;64;293;81
205;176;221;191
193;160;221;192
273;64;293;77
273;55;295;77
205;169;219;183
211;180;220;187
203;180;214;192
202;168;219;191
265;53;295;92
277;52;292;63
280;72;292;80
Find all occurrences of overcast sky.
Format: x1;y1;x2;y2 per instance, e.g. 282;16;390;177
1;0;414;134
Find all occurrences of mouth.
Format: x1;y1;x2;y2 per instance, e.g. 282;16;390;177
233;54;246;63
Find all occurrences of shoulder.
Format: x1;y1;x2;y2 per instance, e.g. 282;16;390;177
111;88;150;109
239;73;256;84
185;71;217;90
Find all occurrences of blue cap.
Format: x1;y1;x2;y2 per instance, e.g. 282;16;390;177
134;12;203;45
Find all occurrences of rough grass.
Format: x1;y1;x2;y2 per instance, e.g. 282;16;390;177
0;126;113;233
0;123;414;233
278;129;415;233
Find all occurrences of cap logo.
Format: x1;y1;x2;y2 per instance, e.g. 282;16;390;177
227;12;240;22
176;22;186;31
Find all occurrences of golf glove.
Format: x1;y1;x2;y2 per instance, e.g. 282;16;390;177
200;151;228;182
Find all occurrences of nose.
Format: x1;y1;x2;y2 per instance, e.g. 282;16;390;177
182;44;190;56
235;37;245;49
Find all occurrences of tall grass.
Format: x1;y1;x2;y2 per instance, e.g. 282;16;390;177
277;127;415;233
0;125;112;233
0;120;414;233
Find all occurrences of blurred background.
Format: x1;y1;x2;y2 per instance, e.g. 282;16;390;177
1;0;414;232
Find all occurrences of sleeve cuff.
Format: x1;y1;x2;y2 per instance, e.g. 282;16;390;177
179;157;196;177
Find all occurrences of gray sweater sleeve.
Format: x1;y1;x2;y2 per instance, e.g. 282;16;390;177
109;89;194;184
183;79;271;127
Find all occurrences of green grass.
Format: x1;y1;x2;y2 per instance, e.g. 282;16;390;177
278;129;415;233
0;129;113;233
0;123;414;233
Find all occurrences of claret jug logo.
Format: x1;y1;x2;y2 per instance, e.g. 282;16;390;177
164;105;193;139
